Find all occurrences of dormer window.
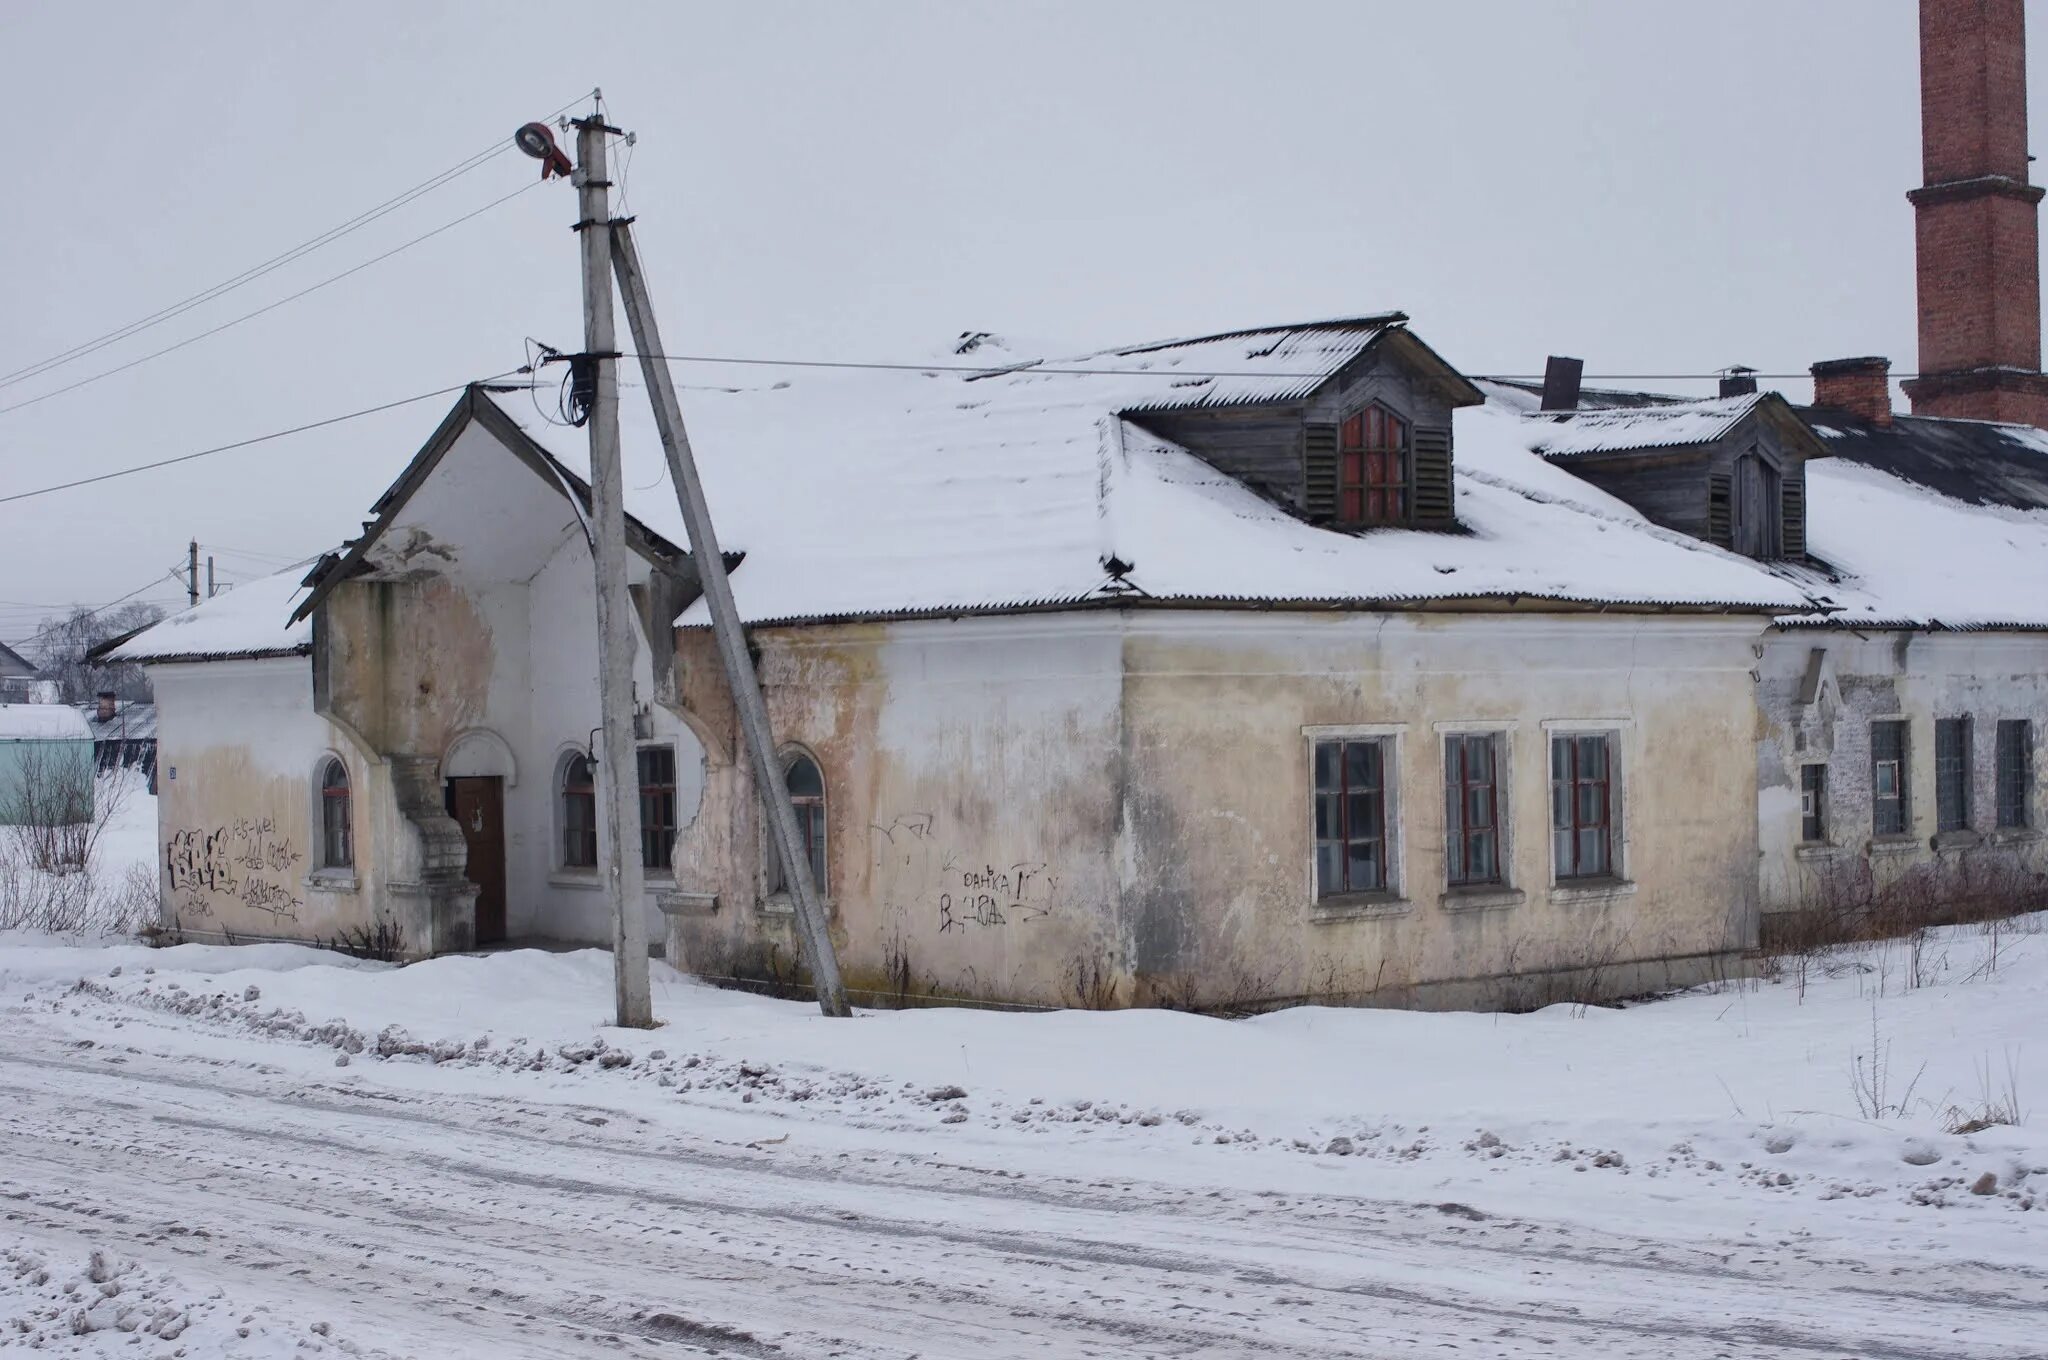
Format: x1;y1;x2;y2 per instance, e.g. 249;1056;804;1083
1339;403;1409;524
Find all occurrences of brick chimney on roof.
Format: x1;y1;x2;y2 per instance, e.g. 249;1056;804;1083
1810;357;1894;426
1901;0;2048;428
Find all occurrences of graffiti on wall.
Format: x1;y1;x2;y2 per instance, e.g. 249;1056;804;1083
868;812;1058;934
165;818;305;922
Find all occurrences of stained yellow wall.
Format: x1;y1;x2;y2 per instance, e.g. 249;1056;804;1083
668;608;1768;1009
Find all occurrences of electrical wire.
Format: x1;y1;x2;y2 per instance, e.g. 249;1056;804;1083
4;574;190;651
0;90;594;393
589;351;1865;384
0;184;544;419
0;371;522;508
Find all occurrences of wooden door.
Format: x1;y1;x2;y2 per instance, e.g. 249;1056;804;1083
446;776;507;945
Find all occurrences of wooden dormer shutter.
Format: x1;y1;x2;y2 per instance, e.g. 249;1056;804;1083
1706;472;1733;548
1303;423;1338;520
1780;473;1806;558
1412;427;1454;525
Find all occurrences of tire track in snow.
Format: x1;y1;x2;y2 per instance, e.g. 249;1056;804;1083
2;1034;2042;1359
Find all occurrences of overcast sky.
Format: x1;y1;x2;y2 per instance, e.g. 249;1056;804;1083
1;0;2037;639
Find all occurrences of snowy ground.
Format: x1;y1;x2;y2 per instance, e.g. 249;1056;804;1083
1;918;2044;1357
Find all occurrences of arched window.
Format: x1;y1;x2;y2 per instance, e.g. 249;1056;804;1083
560;753;597;869
764;753;827;896
1338;403;1409;525
319;758;353;870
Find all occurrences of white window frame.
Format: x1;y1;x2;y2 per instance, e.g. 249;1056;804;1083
1302;722;1408;919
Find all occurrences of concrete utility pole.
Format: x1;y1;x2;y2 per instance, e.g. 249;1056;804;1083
573;115;655;1028
611;223;850;1017
206;556;215;600
186;541;200;609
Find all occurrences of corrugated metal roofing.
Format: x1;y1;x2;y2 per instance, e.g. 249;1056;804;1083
1525;394;1766;458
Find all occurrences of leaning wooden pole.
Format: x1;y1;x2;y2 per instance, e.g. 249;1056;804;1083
573;117;654;1028
609;221;851;1018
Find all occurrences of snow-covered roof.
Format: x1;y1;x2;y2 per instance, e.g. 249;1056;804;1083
0;703;91;741
492;320;1816;626
106;566;315;664
1525;394;1766;458
1779;459;2048;630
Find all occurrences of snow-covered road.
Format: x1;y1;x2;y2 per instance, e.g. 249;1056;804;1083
5;994;2044;1359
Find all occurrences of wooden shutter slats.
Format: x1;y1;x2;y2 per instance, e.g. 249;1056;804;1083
1781;475;1806;558
1412;428;1454;524
1304;423;1339;520
1706;473;1733;549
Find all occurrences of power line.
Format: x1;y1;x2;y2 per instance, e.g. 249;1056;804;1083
604;351;1864;384
0;90;594;393
5;575;187;652
0;372;520;508
0;184;543;419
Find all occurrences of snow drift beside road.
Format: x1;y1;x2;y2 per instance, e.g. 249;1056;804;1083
6;915;2043;1248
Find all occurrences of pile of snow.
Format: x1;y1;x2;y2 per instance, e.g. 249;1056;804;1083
8;915;2043;1232
2;1245;371;1356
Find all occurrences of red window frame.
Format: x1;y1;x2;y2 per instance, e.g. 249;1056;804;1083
1549;733;1613;880
561;754;598;869
637;745;677;871
1338;404;1410;525
1314;738;1389;897
320;758;353;870
1444;733;1501;886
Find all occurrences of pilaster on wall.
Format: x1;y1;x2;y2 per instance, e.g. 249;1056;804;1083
382;753;477;957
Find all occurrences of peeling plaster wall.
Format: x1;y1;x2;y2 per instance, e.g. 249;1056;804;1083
666;617;1126;1005
669;609;1766;1010
1117;613;1763;1009
149;657;383;945
1758;630;2048;918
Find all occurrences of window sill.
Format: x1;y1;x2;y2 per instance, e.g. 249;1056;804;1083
1932;829;1982;852
1868;836;1920;858
1439;885;1525;913
1794;842;1842;862
551;869;677;893
1311;892;1413;923
304;870;359;895
757;892;835;919
658;889;718;918
1549;878;1636;905
1989;827;2043;846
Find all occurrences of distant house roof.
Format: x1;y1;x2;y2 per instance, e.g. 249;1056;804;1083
101;567;315;665
1798;409;2048;510
1523;394;1768;457
0;640;35;680
0;704;92;741
80;701;156;742
1478;377;2048;631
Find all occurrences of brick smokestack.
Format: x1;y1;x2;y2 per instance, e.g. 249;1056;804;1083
1901;0;2048;427
1811;357;1894;426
